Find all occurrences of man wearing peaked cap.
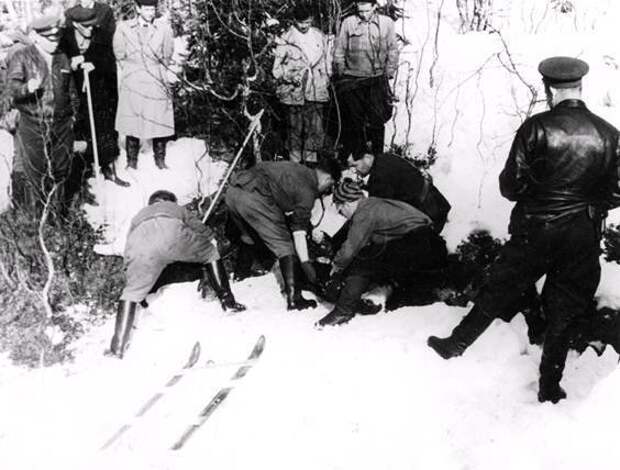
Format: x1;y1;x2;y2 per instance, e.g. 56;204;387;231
316;178;435;328
428;56;620;405
6;12;78;213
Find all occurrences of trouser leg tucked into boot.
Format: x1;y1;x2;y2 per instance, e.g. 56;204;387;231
204;260;246;312
279;255;317;311
427;305;494;359
153;138;168;169
108;300;138;359
126;136;140;169
316;273;371;327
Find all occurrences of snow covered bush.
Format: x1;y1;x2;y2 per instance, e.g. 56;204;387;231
0;204;123;366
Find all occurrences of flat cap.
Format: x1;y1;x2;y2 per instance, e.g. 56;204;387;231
30;14;61;36
67;6;98;25
135;0;158;6
538;56;589;88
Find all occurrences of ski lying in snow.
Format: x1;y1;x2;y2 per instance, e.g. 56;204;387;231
171;334;266;451
100;341;201;450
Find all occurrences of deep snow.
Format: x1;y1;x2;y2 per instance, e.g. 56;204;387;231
2;1;620;468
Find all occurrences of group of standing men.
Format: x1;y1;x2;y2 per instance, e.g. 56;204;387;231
273;0;398;163
2;0;176;212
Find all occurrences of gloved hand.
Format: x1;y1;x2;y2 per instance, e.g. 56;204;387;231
300;260;317;285
322;270;344;302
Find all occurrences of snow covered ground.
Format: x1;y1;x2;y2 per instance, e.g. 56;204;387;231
2;1;620;468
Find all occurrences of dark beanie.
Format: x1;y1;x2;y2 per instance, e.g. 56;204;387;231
333;178;364;204
135;0;158;6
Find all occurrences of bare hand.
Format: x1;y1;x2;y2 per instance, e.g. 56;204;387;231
81;62;95;73
27;77;42;93
71;55;85;71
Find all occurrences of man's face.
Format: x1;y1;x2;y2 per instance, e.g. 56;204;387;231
336;201;357;219
347;153;374;177
295;17;312;34
357;2;376;22
137;5;156;23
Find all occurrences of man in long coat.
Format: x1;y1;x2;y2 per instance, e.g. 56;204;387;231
7;14;79;212
114;0;175;170
427;57;620;404
60;4;129;188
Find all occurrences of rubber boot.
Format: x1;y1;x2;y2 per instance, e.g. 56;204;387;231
279;255;317;311
153;138;168;169
108;300;137;359
101;163;130;187
427;305;494;359
126;136;140;169
204;260;246;312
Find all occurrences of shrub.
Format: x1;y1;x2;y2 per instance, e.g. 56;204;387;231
0;203;124;367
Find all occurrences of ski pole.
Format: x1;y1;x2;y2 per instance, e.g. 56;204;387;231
83;67;101;181
201;108;264;224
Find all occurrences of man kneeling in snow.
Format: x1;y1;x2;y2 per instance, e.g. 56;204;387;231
316;179;437;327
108;190;246;359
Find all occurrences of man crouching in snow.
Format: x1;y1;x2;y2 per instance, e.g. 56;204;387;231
427;57;620;404
316;179;434;328
108;190;245;359
225;158;341;311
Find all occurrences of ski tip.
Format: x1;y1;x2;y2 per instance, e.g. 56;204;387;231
186;341;201;369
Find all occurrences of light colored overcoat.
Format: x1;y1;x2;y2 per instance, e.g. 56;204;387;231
113;17;175;139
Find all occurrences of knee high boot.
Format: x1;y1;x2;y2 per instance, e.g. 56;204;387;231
153;138;168;169
538;333;570;404
427;305;494;359
126;136;140;169
109;300;138;359
279;255;317;311
204;260;246;312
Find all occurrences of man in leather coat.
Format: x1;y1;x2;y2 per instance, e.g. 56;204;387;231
427;57;620;404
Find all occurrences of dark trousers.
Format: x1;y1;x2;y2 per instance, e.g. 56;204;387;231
335;76;391;160
336;228;447;314
475;211;601;387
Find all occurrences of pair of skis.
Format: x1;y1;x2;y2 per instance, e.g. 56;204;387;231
101;335;266;451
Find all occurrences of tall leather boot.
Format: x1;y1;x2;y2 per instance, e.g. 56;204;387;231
279;255;317;311
538;333;570;404
101;163;130;187
427;305;494;359
153;138;168;169
126;136;140;169
204;260;246;312
108;300;138;359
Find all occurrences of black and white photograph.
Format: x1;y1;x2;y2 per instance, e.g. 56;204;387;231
1;0;620;468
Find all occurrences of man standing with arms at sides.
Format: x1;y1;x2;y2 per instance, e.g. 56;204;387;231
273;3;332;164
333;0;399;161
114;0;175;170
427;57;620;404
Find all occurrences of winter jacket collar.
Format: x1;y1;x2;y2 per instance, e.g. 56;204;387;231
554;99;586;110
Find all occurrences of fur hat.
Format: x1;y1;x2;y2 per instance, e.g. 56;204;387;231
333;178;364;204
